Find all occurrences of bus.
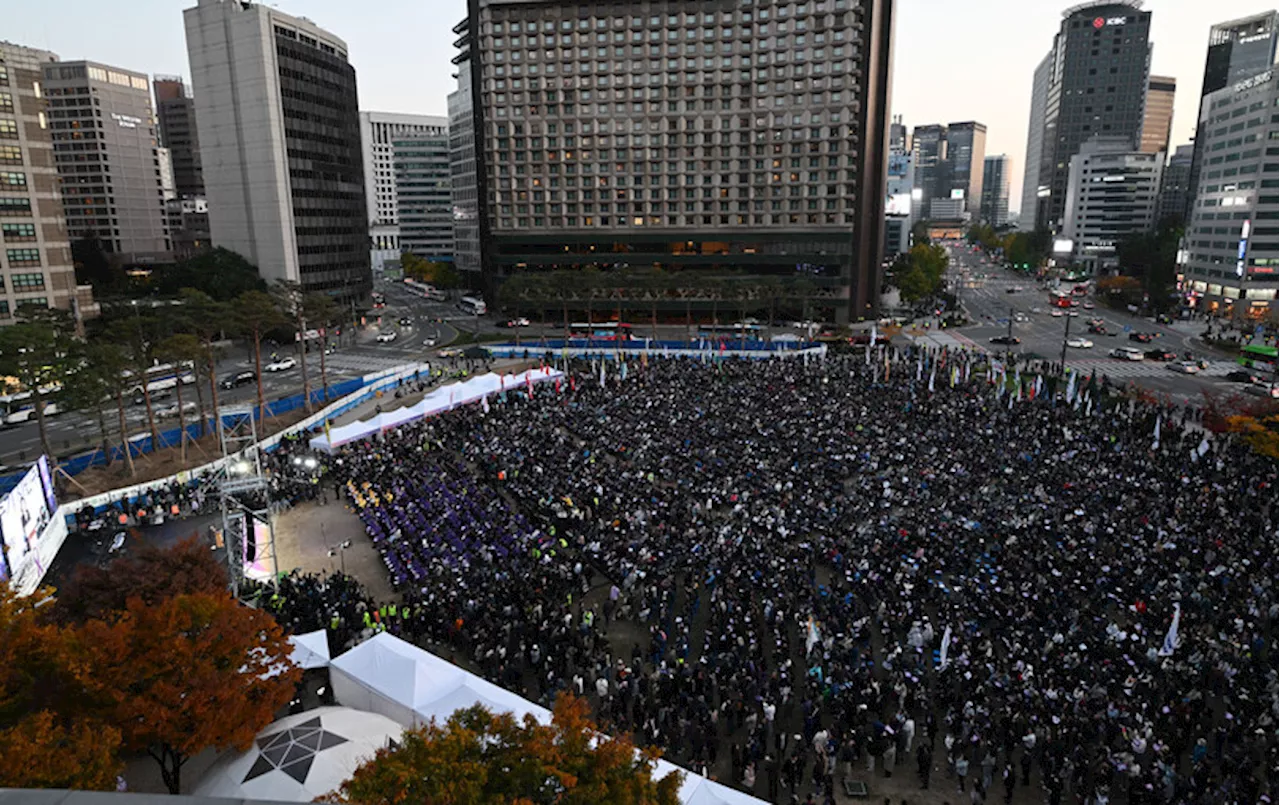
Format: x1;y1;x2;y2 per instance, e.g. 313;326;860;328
458;296;487;316
0;390;64;426
123;362;196;398
569;322;634;341
1237;344;1278;372
404;279;448;301
696;323;763;340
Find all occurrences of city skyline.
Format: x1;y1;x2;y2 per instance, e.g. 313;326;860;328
5;0;1271;220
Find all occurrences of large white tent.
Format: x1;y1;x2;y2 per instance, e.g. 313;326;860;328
309;368;564;453
329;633;766;805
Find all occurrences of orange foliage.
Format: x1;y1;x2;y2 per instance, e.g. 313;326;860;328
322;693;682;805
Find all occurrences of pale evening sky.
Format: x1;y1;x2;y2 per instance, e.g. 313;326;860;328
7;0;1270;217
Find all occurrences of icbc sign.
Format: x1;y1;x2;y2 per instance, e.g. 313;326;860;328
1093;16;1127;27
1093;17;1105;28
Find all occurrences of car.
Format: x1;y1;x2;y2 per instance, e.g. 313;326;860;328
375;331;398;343
437;348;461;358
1128;332;1155;343
1013;313;1028;323
1168;361;1201;375
989;335;1022;345
501;317;531;328
398;316;413;326
1087;318;1105;327
1110;347;1145;361
1066;337;1093;349
1225;369;1261;384
1050;310;1064;318
264;357;297;372
1082;302;1095;309
1067;311;1080;317
220;370;256;390
1069;300;1081;308
155;401;197;420
1030;307;1044;314
422;338;437;347
1005;287;1018;294
1144;349;1177;362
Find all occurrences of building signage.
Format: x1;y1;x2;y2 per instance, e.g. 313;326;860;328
1093;16;1127;28
1232;69;1274;94
111;112;142;129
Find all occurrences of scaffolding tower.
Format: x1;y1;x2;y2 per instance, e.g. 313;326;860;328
217;405;279;597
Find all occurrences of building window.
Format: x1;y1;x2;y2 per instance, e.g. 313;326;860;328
0;197;30;216
14;296;46;309
0;145;20;166
0;120;17;140
7;251;41;269
0;172;25;188
1;223;35;242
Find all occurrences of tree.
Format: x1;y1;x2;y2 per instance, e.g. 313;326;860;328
323;694;681;805
150;247;267;301
71;236;121;292
234;290;287;420
180;290;230;441
402;253;462;289
1115;219;1182;312
53;538;229;627
81;592;299;795
272;281;313;414
158;333;203;462
60;340;123;470
303;292;343;403
0;308;78;462
0;587;123;791
106;306;165;452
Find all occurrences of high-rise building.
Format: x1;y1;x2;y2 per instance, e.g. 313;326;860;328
884;152;913;257
1154;143;1192;225
1139;75;1175;154
1185;12;1279;222
184;0;370;302
910;124;946;221
888;114;908;153
359;112;448;272
394;133;453;261
42;60;170;260
1027;1;1152;234
450;0;897;323
447;56;481;278
944;122;986;217
0;43;96;323
1180;69;1278;320
1019;52;1052;230
1060;136;1162;273
153;77;204;198
980;155;1011;228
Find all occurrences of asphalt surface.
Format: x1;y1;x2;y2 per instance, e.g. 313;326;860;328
940;242;1265;406
0;282;460;468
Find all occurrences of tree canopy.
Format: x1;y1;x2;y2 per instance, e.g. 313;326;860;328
323;694;681;805
402;252;461;288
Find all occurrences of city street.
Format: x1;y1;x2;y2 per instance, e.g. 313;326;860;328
939;243;1259;406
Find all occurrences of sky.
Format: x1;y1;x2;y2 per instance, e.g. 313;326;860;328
7;0;1270;217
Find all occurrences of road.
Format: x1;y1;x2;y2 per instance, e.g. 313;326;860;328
0;283;459;468
940;243;1262;406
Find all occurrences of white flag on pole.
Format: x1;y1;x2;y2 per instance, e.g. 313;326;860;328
1157;603;1181;656
939;625;952;669
806;617;821;656
928;364;936;393
1197;436;1210;457
1152;415;1161;450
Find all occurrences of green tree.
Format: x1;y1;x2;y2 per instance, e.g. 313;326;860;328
150;248;267;301
1115;219;1183;312
0;308;78;462
60;340;124;471
303;292;343;403
272;281;314;413
71;236;121;292
157;333;204;462
106;305;165;452
323;694;680;805
233;290;287;420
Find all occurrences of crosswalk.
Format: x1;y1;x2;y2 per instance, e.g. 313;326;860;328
320;352;420;374
1063;358;1237;379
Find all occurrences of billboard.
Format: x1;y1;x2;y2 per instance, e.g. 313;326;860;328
0;456;57;589
950;188;966;200
885;193;912;216
887;154;911;178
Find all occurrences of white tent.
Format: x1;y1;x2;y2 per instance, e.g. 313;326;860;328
329;634;766;805
193;706;402;802
288;630;331;670
310;368;564;453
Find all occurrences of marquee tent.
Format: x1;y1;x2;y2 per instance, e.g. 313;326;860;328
329;633;765;805
309;368;564;453
288;630;331;670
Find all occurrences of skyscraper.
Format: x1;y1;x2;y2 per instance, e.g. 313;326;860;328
0;43;95;323
980;155;1011;228
42;61;171;259
153;77;204;198
393;133;453;260
1185;12;1279;221
943;122;986;218
450;0;897;323
911;122;985;221
911;124;946;221
447;55;481;278
1154;143;1192;225
1139;75;1175;154
1060;136;1162;273
1027;0;1153;234
359;112;448;271
888;114;908;153
1019;53;1051;230
184;0;370;302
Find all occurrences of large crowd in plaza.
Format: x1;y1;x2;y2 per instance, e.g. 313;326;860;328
278;349;1274;805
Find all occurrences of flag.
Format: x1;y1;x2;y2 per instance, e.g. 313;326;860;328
865;343;871;365
527;372;535;399
916;357;923;381
554;377;562;395
883;353;891;382
1065;371;1076;404
620;360;628;382
1197;436;1209;457
928;364;936;393
1152;415;1161;450
949;365;958;388
939;625;952;669
870;323;878;346
599;359;607;386
323;417;332;447
481;395;490;414
1157;603;1181;656
806;617;821;656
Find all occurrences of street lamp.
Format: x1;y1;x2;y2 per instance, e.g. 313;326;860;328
326;538;353;574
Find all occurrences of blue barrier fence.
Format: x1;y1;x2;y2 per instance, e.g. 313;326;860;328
0;377;370;495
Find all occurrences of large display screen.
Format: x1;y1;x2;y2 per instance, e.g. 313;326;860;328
885;193;912;216
0;456;56;587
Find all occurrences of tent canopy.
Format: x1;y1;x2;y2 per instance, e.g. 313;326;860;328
289;630;331;670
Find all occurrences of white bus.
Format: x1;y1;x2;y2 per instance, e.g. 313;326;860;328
458;296;487;316
124;362;196;398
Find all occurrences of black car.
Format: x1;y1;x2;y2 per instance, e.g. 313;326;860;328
1144;349;1177;361
1225;369;1261;384
220;370;257;390
1087;324;1109;335
398;316;413;326
1128;332;1155;343
989;334;1021;345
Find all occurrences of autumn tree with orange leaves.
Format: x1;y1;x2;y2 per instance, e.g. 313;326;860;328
322;694;682;805
0;587;122;790
80;592;300;794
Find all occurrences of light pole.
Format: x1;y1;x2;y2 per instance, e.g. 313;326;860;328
1059;310;1071;375
1007;306;1016;363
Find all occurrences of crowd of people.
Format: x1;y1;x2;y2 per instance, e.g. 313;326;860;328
309;349;1274;804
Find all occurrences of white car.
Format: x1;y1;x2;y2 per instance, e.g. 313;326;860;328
155;401;198;420
1013;313;1029;323
1109;347;1144;361
1030;307;1044;314
376;331;398;343
264;357;297;372
1050;309;1064;318
1168;360;1201;375
1066;337;1094;349
422;338;437;347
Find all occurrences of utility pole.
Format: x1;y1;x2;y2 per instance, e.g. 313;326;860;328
1007;305;1015;363
1059;311;1071;375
